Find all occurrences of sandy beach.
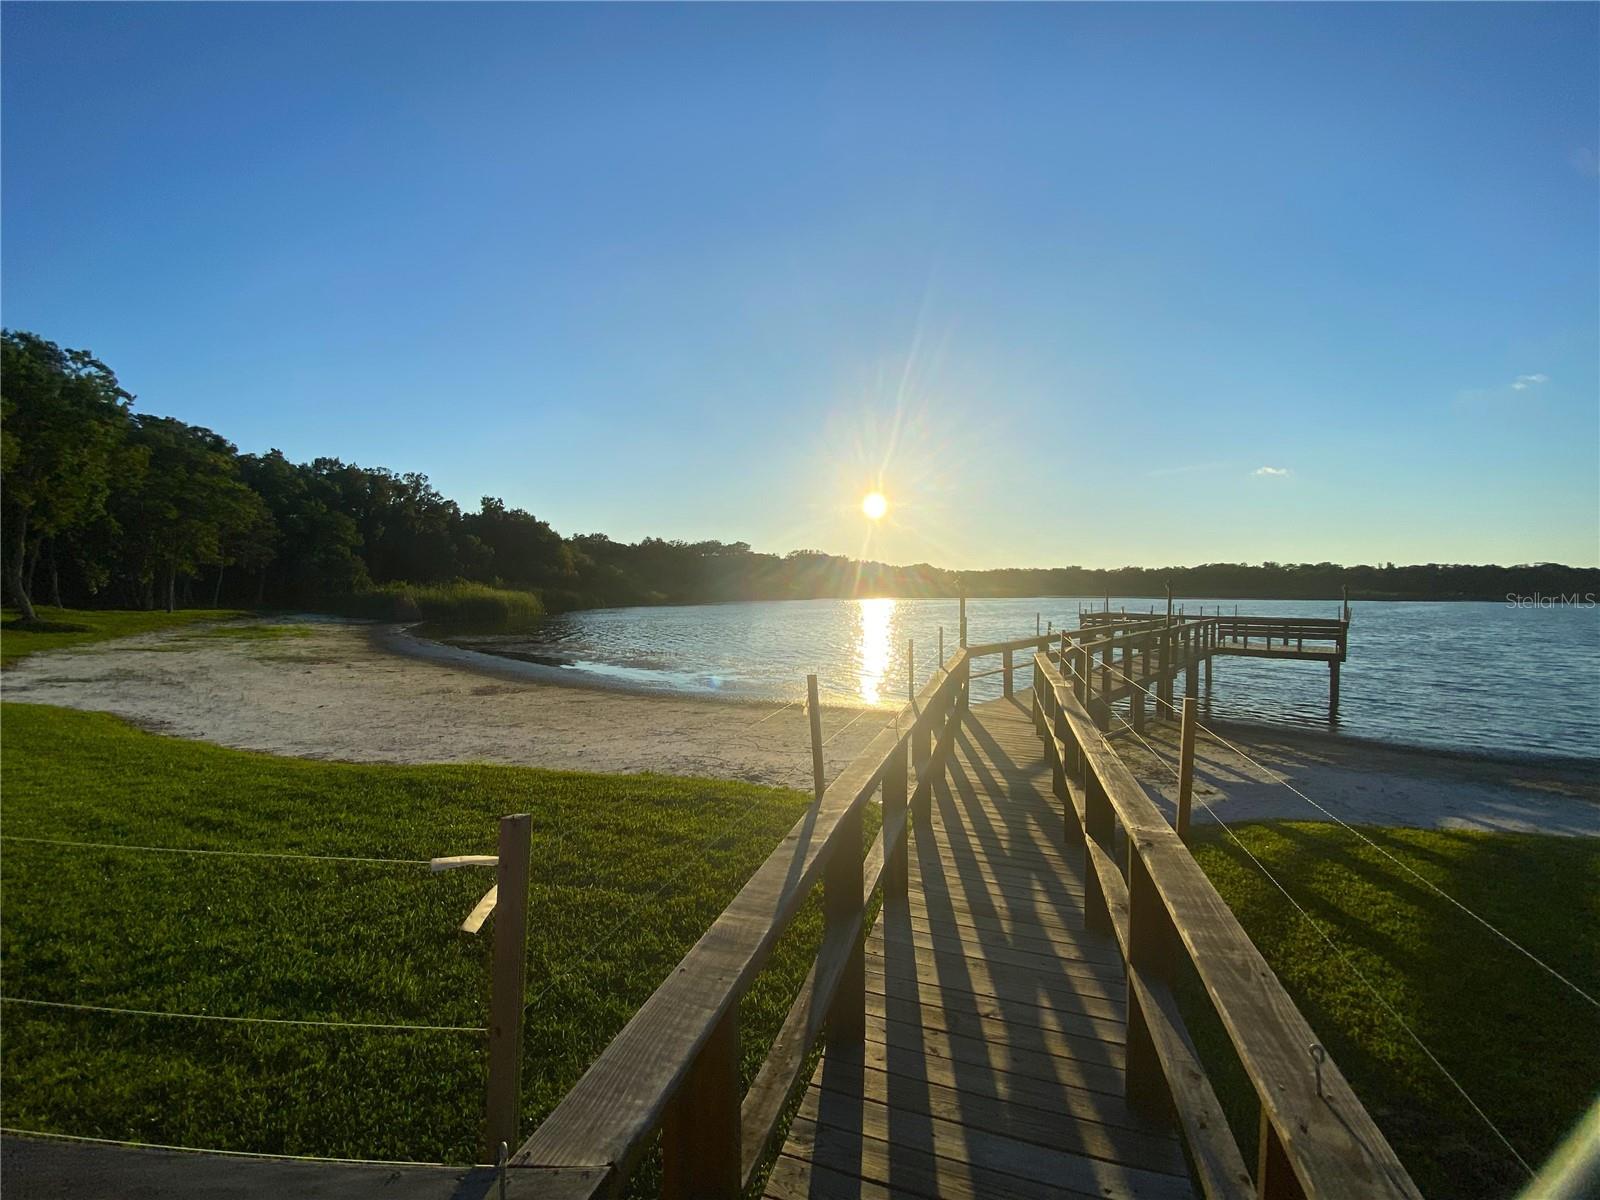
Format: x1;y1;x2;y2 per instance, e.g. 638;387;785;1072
4;615;1597;832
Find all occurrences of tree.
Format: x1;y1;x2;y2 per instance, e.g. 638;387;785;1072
463;497;574;586
238;451;368;603
0;331;132;620
113;416;272;611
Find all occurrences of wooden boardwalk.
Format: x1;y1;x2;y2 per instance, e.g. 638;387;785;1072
520;619;1417;1200
764;696;1195;1200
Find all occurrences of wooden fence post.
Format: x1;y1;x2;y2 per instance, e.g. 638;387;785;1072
1257;1111;1310;1200
825;802;866;1046
959;594;968;647
807;675;824;803
1003;647;1014;698
1129;639;1145;732
484;812;532;1160
1125;845;1177;1124
884;742;909;899
907;641;914;705
662;1005;740;1199
1177;697;1197;842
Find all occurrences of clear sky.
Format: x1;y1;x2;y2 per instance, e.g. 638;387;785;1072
4;3;1596;569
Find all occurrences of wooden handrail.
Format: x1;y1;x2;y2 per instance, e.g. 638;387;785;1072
1030;651;1419;1200
513;650;971;1196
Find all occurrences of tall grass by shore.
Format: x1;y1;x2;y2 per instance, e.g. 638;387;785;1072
331;582;545;633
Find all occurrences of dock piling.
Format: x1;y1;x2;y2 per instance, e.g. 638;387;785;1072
1177;699;1196;842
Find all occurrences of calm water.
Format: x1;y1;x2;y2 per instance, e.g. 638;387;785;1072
458;597;1600;761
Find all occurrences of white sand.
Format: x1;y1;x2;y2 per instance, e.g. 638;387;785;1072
4;615;1596;832
0;617;889;790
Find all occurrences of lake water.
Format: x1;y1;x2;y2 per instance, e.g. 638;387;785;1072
456;596;1600;761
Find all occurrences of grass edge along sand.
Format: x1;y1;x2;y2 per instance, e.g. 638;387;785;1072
1;607;251;664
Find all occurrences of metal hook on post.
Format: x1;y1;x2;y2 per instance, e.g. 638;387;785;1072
1310;1042;1326;1098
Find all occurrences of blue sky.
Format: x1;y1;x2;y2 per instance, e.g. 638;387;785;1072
4;3;1596;569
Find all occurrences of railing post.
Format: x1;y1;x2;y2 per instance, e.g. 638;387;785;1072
1055;707;1084;846
1090;640;1109;732
1177;697;1197;842
1125;841;1178;1124
959;594;967;647
1127;639;1144;732
484;813;532;1161
807;675;824;804
1158;623;1175;720
1003;647;1014;698
883;742;909;900
1257;1110;1310;1200
913;702;932;824
661;1004;740;1199
1082;772;1115;936
825;801;866;1046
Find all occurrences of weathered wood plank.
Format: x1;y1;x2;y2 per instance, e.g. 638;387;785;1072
836;1034;1172;1139
865;949;1128;1020
879;908;1124;964
864;977;1126;1049
857;1010;1128;1096
785;1097;1194;1200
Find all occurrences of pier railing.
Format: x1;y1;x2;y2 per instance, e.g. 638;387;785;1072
513;620;1413;1200
1080;608;1349;659
512;647;972;1198
1029;645;1418;1200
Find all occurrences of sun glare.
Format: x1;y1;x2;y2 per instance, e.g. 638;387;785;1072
861;491;888;520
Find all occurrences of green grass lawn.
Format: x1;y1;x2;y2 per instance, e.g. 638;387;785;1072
0;703;846;1171
1;607;251;664
1189;822;1599;1200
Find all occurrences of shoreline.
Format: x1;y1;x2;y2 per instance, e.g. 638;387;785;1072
418;624;1599;773
2;615;1595;832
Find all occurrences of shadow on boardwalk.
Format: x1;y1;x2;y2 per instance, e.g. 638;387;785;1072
765;696;1193;1200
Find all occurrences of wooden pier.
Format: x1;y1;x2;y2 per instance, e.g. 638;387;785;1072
513;611;1418;1200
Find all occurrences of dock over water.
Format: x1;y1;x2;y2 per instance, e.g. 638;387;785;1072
517;610;1418;1200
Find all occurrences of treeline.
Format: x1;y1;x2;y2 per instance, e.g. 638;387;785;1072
4;330;1595;623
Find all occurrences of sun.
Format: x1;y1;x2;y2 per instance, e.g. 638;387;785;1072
861;491;888;520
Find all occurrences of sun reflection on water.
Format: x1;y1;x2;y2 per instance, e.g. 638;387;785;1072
857;597;895;705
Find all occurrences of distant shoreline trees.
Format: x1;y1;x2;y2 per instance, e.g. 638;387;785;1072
3;330;1597;618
